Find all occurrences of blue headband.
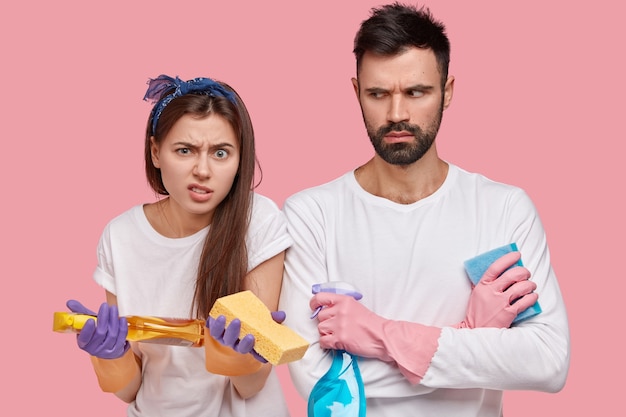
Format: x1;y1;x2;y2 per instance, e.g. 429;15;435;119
143;74;237;135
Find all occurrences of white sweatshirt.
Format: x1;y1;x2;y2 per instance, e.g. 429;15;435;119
280;163;570;417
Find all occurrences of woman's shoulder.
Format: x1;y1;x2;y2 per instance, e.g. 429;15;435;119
251;192;281;214
249;192;289;233
102;205;144;229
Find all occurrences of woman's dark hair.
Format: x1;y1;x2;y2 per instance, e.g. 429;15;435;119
144;82;260;318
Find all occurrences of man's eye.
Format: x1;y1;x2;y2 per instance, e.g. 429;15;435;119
370;91;385;98
408;90;425;97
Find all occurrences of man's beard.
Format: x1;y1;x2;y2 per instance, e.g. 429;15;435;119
365;110;443;166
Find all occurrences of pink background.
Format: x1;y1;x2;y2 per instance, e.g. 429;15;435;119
1;0;623;415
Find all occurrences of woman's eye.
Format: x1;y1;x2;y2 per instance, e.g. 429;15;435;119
177;148;191;155
215;149;228;159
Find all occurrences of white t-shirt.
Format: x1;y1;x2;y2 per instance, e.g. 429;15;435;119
280;163;570;417
93;193;293;417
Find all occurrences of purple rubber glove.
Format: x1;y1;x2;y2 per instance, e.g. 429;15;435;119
206;311;286;363
66;300;130;360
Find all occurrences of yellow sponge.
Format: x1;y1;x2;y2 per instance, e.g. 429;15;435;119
209;290;309;365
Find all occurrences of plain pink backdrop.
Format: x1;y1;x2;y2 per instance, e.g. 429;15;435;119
1;0;623;415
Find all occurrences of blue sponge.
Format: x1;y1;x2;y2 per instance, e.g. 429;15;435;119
463;243;541;324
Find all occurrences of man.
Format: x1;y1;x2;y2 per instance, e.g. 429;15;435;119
279;2;570;416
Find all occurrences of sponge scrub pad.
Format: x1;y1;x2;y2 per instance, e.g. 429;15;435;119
464;243;542;324
209;290;309;365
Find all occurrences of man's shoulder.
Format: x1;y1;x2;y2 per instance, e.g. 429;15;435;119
285;171;353;204
452;164;524;194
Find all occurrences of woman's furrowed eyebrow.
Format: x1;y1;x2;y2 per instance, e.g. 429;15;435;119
172;140;235;149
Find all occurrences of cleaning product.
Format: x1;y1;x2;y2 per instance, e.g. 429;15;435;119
53;312;205;347
308;281;366;417
463;243;542;324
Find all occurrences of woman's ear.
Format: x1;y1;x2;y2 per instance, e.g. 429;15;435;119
150;136;160;168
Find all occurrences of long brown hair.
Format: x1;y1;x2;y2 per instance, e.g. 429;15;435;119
144;81;260;318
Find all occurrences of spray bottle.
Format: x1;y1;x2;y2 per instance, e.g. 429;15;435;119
53;311;205;347
308;281;366;417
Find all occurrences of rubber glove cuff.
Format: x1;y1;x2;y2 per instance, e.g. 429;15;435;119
381;320;441;384
204;331;264;376
312;293;442;384
90;348;139;393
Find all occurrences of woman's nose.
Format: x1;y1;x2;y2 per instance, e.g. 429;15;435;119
193;157;211;178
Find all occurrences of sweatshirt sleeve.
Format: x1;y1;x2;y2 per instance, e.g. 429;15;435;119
421;190;570;392
281;186;570;398
280;192;436;400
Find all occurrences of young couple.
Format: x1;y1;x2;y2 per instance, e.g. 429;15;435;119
66;3;569;416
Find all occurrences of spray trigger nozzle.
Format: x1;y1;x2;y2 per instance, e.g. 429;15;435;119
310;281;363;319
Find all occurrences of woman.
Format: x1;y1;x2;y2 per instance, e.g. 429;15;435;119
67;75;292;416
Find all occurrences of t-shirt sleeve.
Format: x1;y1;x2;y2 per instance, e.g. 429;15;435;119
92;225;117;294
246;194;293;271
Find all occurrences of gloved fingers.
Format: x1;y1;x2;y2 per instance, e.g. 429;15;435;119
66;299;97;316
310;292;356;311
318;333;333;349
508;291;539;314
223;319;241;348
504;280;537;304
318;333;346;351
94;303;112;341
315;293;369;321
101;305;127;352
317;315;345;338
493;266;531;292
208;316;227;339
98;318;130;358
72;303;129;359
81;304;110;349
236;334;255;354
102;304;121;350
317;319;335;336
316;304;337;322
310;292;335;311
76;318;98;349
271;310;286;324
92;336;130;359
116;317;130;346
480;251;522;284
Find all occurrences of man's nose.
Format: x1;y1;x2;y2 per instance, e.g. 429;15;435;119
387;95;410;123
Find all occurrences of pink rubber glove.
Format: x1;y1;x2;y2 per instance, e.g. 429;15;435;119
311;293;440;384
456;251;539;329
